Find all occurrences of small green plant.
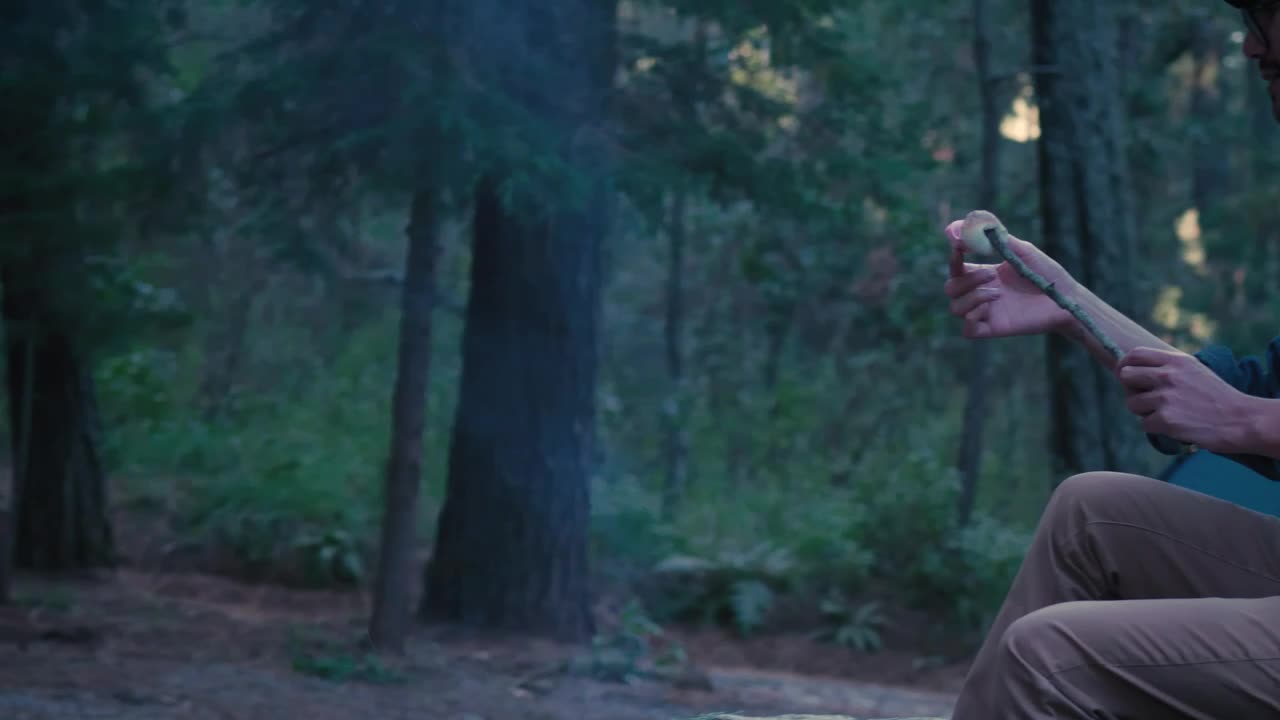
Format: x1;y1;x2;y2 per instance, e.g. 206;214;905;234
291;650;405;684
727;579;773;637
570;600;689;684
649;542;793;636
292;528;365;586
287;630;405;685
13;588;76;612
812;592;887;653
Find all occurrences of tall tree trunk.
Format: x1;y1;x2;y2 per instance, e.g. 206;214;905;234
420;0;616;642
661;191;688;517
1031;0;1143;481
1248;44;1278;308
956;0;1003;526
420;174;602;640
661;19;704;516
2;261;113;571
0;509;11;603
197;272;260;421
368;189;439;652
195;196;267;420
1189;17;1228;226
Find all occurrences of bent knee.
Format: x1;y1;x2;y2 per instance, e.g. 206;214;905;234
999;602;1093;675
1045;471;1160;523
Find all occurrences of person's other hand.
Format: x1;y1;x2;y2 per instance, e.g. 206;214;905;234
942;219;1076;339
1118;347;1257;453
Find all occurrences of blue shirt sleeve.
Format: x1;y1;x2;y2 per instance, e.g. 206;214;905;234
1195;340;1280;399
1147;338;1280;480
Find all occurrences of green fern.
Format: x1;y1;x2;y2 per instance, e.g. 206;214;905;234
652;542;792;636
728;579;774;636
815;593;887;654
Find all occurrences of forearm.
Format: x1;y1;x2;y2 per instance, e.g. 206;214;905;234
1053;282;1178;375
1240;397;1280;460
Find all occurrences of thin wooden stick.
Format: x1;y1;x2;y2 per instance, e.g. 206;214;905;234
983;227;1124;360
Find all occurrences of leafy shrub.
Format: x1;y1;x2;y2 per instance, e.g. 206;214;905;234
851;449;963;579
569;600;689;684
590;475;678;581
812;591;887;653
292;528;366;586
903;513;1030;632
287;629;405;684
646;542;794;636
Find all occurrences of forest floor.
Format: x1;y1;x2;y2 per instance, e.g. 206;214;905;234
0;507;966;720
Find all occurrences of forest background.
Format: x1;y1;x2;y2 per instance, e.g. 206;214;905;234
0;0;1275;706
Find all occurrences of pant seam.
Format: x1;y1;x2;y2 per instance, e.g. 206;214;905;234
1075;519;1280;586
1050;653;1280;677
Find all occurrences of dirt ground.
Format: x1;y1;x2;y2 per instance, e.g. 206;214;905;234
0;498;966;720
0;568;961;720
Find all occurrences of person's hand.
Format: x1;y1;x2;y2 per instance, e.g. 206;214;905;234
1118;347;1257;452
942;219;1076;339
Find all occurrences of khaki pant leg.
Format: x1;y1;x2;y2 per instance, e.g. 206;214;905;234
991;597;1280;719
953;471;1280;719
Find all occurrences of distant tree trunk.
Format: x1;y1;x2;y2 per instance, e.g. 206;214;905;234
420;0;616;643
420;173;602;639
2;261;113;571
1248;45;1278;307
762;311;790;391
197;268;260;420
1031;0;1144;481
1189;17;1228;225
956;0;1003;527
368;189;439;653
661;191;688;517
0;509;12;603
195;189;268;420
661;19;704;516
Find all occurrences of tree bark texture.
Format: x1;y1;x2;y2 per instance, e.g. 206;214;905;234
1031;0;1145;481
662;191;688;518
1189;18;1229;225
1248;44;1279;307
368;189;439;652
2;260;114;571
420;0;617;641
956;0;1003;526
0;509;11;603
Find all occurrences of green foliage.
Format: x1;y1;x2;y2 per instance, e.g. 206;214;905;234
97;350;179;428
813;593;887;654
291;529;366;587
648;543;794;636
590;476;679;578
569;601;690;684
12;588;77;612
100;314;434;589
27;0;1257;662
287;630;406;685
902;515;1031;632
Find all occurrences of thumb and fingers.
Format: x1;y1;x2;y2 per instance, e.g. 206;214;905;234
943;219;1001;333
945;266;998;301
1117;348;1183;399
945;220;966;261
950;285;1000;317
943;223;999;295
1118;346;1178;369
963;307;993;339
1125;390;1161;418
